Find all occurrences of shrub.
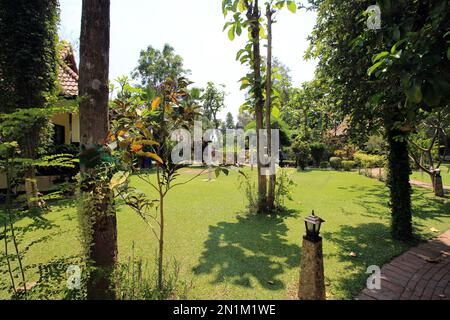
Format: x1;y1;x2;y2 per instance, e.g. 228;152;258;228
114;250;191;300
310;142;326;166
342;160;356;171
334;150;347;158
320;161;330;169
275;169;297;209
329;157;342;170
354;152;386;168
291;138;311;170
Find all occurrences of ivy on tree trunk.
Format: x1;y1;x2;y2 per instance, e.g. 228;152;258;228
386;128;413;241
79;0;118;300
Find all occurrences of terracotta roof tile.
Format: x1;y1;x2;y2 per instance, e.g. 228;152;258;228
58;44;78;97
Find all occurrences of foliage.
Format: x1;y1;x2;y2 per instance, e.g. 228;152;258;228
309;142;326;166
291;137;310;170
329;157;342;170
320;161;329;169
305;0;450;240
110;76;228;291
341;160;356;172
354;152;386;169
225;112;236;129
201;82;226;128
0;0;60;113
274;169;296;209
237;170;258;214
133;44;189;94
364;135;387;155
114;245;190;300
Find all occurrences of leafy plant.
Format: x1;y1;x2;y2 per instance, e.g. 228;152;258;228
341;160;356;172
110;77;228;292
329;157;342;170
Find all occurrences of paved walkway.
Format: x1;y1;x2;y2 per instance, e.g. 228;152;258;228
366;168;450;191
357;230;450;300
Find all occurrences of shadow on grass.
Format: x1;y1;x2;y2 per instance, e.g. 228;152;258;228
193;213;301;290
338;183;450;227
322;222;412;299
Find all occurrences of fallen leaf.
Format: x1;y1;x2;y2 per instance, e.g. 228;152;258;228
430;227;439;233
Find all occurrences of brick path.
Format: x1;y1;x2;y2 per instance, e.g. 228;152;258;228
357;230;450;300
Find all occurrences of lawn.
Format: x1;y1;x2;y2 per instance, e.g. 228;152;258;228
1;169;449;300
411;163;450;187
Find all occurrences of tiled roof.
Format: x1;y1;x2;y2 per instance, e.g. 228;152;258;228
58;44;78;97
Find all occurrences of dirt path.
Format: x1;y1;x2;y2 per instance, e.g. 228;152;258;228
365;168;450;191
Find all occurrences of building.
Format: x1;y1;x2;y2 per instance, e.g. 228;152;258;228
0;43;80;191
51;43;80;145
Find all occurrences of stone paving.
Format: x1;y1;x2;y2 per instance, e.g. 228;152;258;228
357;230;450;300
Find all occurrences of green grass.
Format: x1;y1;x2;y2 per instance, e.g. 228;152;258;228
411;163;450;186
1;169;449;300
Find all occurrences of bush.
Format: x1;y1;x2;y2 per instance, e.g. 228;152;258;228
310;142;326;166
354;152;385;168
342;160;356;171
114;252;191;300
329;157;342;170
320;161;330;169
334;150;347;158
291;138;311;170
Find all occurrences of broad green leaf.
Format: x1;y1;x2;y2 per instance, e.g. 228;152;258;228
406;81;422;104
287;1;297;13
372;51;389;63
271;106;281;119
237;0;246;12
259;27;266;39
228;25;235;41
368;61;383;76
447;47;450;60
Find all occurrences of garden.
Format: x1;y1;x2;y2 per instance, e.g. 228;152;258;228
0;0;449;302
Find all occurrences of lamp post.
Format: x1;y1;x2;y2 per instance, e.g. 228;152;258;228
299;210;326;300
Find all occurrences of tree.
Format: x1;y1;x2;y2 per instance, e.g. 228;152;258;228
224;0;298;212
0;0;59;208
226;112;236;129
409;110;449;197
133;44;188;94
201;82;226;129
110;77;227;293
308;0;450;240
78;0;117;299
223;0;268;212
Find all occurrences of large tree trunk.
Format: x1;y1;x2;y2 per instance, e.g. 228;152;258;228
79;0;117;300
265;6;275;211
248;0;267;213
386;128;413;240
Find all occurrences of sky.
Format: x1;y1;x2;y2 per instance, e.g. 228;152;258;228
59;0;318;120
